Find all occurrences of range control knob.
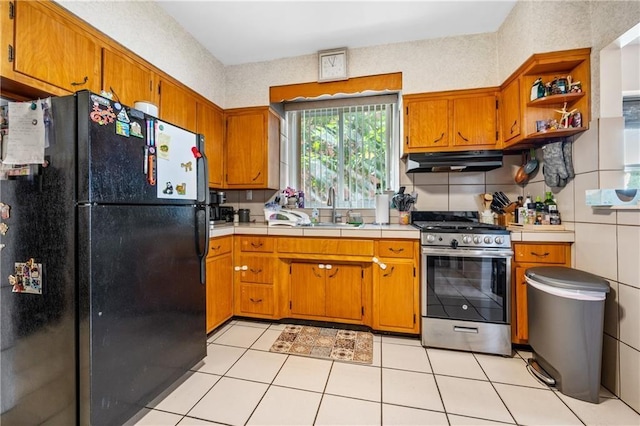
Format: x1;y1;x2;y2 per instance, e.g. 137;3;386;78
451;239;459;249
462;235;472;244
484;236;493;244
426;234;436;243
473;236;482;244
495;236;504;245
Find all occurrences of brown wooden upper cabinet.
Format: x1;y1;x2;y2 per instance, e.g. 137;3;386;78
158;78;197;132
404;87;499;153
500;48;591;149
225;107;280;189
197;102;225;188
102;49;156;108
11;1;101;93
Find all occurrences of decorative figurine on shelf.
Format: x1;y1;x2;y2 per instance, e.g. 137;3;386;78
555;102;577;128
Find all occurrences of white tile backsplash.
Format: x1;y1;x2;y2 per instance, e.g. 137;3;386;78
617;225;640;289
598;116;625;170
449;171;485;185
604;280;619;339
449;185;485;211
574;222;618;282
601;333;620;396
414;185;449;211
486;154;522;185
573;172;617;224
412;171;449;186
551;179;575;223
599;170;628;188
619;284;640;351
573;120;599;174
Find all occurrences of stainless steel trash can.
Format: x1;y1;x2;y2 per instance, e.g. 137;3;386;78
525;266;610;403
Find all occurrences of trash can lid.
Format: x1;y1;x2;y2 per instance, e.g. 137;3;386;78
525;266;610;293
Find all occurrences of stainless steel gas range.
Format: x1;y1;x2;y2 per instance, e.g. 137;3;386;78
412;211;513;356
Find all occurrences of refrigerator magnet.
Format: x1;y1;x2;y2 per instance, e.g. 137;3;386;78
130;121;144;138
157;134;171;160
0;222;8;236
0;202;10;219
89;103;116;126
115;121;130;137
180;161;192;172
11;258;43;294
162;182;174;195
116;108;130;123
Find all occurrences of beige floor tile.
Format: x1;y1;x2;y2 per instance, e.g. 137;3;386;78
315;394;381;426
178;417;226;425
225;349;287;383
325;362;381;402
515;348;533;360
381;335;422;346
247;386;322;425
382;343;431;373
233;319;272;329
436;375;513;423
195;344;245;376
382;368;443;412
372;341;382;367
249;329;283;351
147;371;220;415
124;408;184;425
557;390;640;425
475;353;547;388
273;355;332;392
427;348;486;380
447;413;515;425
382;404;448;425
187;377;268;425
210;325;266;348
268;322;287;331
206;322;234;343
494;383;582;425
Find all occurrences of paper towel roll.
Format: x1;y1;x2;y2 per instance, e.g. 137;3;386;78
375;194;390;224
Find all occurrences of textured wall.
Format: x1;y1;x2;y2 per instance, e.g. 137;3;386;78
225;33;499;108
54;0;225;107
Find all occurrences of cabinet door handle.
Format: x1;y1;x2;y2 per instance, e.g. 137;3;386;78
328;268;339;278
457;131;469;142
251;241;263;248
312;267;322;278
249;268;262;274
251;171;261;182
433;132;445;143
383;266;395;277
71;76;89;86
510;120;518;134
249;298;263;303
531;251;550;258
388;247;404;254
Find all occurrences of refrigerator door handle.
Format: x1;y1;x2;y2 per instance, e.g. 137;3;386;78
197;134;209;205
197;204;210;285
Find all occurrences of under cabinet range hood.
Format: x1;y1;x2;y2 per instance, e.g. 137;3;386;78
405;150;503;173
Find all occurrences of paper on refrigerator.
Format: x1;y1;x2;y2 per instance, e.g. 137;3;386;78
2;100;46;164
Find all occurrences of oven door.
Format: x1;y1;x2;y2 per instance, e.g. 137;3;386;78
421;248;512;324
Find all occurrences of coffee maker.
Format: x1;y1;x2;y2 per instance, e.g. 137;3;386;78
209;190;234;224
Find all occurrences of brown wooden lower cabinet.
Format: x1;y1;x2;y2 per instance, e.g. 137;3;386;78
511;241;571;344
206;236;233;333
238;283;275;317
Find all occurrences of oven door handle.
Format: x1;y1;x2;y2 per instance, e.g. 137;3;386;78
422;248;513;258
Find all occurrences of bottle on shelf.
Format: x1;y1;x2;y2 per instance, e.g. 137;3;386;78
534;196;544;225
523;194;533;225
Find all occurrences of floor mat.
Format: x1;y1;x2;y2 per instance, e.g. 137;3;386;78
269;325;373;364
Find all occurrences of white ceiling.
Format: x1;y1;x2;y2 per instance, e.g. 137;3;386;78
156;0;518;66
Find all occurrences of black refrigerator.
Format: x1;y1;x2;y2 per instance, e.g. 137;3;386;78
0;91;209;425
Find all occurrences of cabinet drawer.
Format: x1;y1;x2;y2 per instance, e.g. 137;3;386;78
278;237;374;256
208;236;232;258
514;243;567;264
239;236;274;253
237;256;273;284
378;240;414;259
239;284;274;316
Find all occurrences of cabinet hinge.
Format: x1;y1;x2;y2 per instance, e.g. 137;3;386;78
289;265;292;274
361;270;364;279
496;131;499;141
405;106;409;115
495;99;499;109
405;136;409;146
149;80;152;92
9;2;14;19
413;314;416;324
158;83;161;95
8;44;14;63
289;301;292;309
361;306;364;316
413;267;416;277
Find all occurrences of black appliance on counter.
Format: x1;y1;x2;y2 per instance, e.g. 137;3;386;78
0;91;209;425
209;190;234;223
411;211;512;356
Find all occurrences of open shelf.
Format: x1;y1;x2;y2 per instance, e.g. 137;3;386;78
524;127;587;140
527;92;585;107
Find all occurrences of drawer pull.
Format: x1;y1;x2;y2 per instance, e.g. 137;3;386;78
433;132;445;143
211;245;221;251
250;241;263;248
388;247;405;254
454;326;478;334
531;251;550;257
383;266;395;277
71;76;89;86
250;268;262;274
249;298;263;303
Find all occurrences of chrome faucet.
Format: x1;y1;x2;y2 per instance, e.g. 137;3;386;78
327;187;337;223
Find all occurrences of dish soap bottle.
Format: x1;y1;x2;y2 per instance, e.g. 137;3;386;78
311;207;319;224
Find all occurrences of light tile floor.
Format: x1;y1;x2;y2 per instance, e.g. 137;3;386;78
125;319;640;426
